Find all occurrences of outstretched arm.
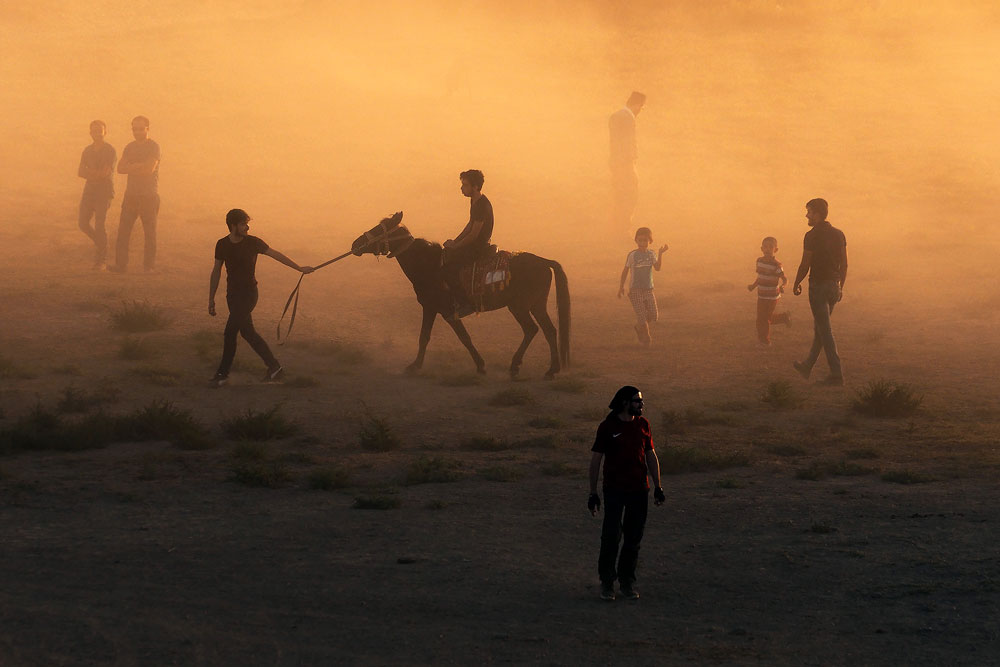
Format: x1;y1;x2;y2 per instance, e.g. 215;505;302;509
264;248;314;273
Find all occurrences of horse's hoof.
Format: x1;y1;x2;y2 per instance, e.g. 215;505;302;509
543;372;556;381
476;366;487;375
509;368;519;379
404;364;421;375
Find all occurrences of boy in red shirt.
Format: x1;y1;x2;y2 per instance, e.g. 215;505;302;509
588;385;664;601
747;236;790;345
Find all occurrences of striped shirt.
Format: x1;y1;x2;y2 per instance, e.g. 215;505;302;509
755;256;784;300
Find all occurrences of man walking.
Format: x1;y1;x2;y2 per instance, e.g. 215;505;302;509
589;385;664;601
442;169;494;319
608;92;646;233
208;209;314;387
77;120;116;269
112;115;160;273
791;198;848;385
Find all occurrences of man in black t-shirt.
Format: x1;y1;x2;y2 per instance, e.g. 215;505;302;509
208;209;314;387
443;169;494;318
588;385;664;601
791;198;848;385
77;120;116;269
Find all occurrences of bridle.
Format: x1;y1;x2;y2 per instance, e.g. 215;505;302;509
359;220;414;258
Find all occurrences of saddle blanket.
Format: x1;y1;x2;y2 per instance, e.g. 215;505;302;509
459;250;512;303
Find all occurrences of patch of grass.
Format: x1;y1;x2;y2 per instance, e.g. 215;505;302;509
881;469;935;484
852;380;923;418
222;405;298;441
56;383;120;414
308;465;351;490
110;300;172;332
119;336;159;361
796;459;876;481
764;443;807;457
460;435;509;451
404;456;462;485
661;408;734;434
231;461;290;488
845;447;880;460
425;499;446;510
353;495;400;510
549;377;587;394
541;461;578;477
131;365;182;387
490;387;533;406
285;375;321;388
478;465;523;482
359;413;400;452
0;406;119;453
716;478;745;489
439;373;483;387
526;416;564;429
761;381;804;410
52;363;84;376
510;434;559;449
658;446;751;474
119;400;211;450
231;441;268;462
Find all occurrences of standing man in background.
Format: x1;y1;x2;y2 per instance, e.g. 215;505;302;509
77;120;116;270
609;91;646;234
112;115;160;273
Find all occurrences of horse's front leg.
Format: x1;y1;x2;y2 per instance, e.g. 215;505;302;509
406;306;437;374
445;318;486;374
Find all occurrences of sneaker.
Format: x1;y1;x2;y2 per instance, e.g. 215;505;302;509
793;361;811;380
209;374;228;388
263;365;284;382
619;584;640;600
600;583;616;601
816;375;844;387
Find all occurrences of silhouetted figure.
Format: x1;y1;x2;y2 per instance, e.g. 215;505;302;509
588;385;664;601
111;116;160;273
609;92;645;233
747;236;790;346
442;169;494;319
792;198;847;385
208;209;314;387
618;226;668;346
77;120;116;269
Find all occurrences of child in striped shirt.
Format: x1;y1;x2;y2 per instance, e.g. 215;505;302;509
747;236;790;345
619;226;668;346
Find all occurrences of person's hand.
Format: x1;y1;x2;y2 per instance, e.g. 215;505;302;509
653;487;665;505
617;286;625;298
208;301;216;317
300;266;315;274
747;283;755;292
658;244;668;254
793;284;802;296
588;493;601;516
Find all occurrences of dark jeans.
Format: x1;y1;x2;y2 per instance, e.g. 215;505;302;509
116;193;160;270
598;489;649;586
804;280;843;377
79;191;111;264
216;288;279;377
442;245;480;307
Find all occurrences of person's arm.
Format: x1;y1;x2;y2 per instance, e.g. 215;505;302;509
208;259;223;316
618;264;630;298
839;245;848;289
119;156;158;175
645;449;661;493
264;248;314;273
589;451;603;495
792;249;812;296
653;244;668;270
747;277;758;291
450;220;484;249
78;151;90;179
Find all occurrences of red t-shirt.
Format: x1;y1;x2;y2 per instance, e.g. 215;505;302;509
592;415;654;492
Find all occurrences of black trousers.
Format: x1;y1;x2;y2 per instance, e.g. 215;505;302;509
216;288;278;376
442;245;481;306
598;489;649;586
116;193;160;270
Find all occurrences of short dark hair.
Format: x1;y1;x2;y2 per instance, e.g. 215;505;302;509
226;208;250;229
635;227;653;242
132;115;150;128
627;91;646;108
89;120;106;132
806;198;828;219
460;169;484;190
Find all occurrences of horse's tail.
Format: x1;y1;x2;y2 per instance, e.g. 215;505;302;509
547;259;571;368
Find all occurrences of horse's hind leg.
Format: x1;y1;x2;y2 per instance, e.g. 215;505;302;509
508;305;539;379
445;317;487;374
530;304;560;379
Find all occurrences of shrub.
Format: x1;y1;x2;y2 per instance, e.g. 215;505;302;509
761;381;803;410
308;465;351;490
119;336;159;361
222;405;298;441
489;388;533;406
120;400;211;449
478;465;523;482
56;384;120;413
353;495;400;510
881;469;935;484
231;441;268;462
359;414;400;452
110;300;172;332
852;380;922;418
658;446;750;474
0;406;118;453
404;456;462;485
231;461;290;488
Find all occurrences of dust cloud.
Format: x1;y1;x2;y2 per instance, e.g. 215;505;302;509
3;0;999;328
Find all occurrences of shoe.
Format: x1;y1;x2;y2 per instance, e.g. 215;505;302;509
600;583;616;601
793;361;811;380
209;374;228;388
620;584;640;600
816;375;844;387
263;365;284;382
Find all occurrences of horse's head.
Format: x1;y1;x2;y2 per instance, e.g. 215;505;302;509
351;211;404;256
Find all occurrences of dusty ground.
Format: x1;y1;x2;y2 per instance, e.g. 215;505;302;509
1;208;998;666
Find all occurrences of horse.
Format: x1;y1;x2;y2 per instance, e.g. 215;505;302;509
351;212;570;379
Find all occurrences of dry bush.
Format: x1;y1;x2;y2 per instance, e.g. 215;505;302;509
852;380;922;418
119;336;159;361
222;405;298;441
359;413;400;452
56;383;120;414
761;381;804;410
308;465;351;490
404;456;462;485
231;461;290;488
110;300;172;332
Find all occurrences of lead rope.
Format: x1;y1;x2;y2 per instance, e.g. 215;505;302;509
276;250;354;344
